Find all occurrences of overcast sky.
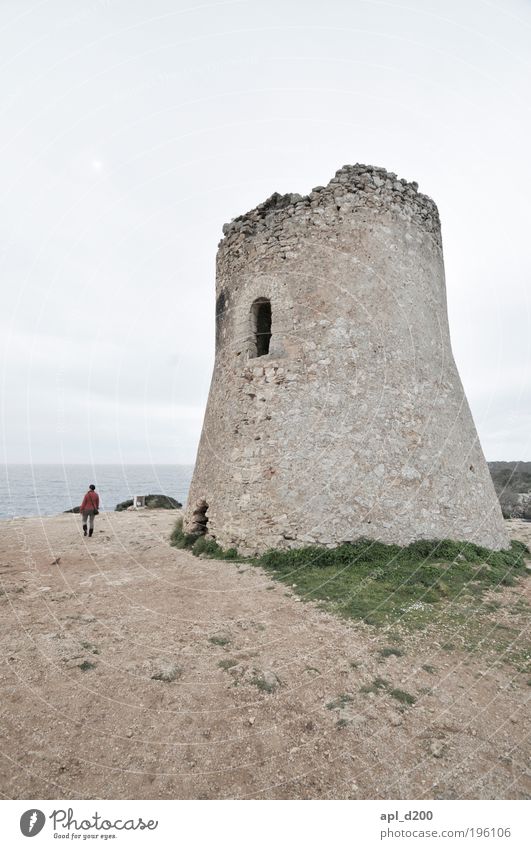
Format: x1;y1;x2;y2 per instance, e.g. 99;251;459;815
1;0;530;465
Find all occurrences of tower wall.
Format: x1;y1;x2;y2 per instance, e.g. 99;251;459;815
184;165;509;554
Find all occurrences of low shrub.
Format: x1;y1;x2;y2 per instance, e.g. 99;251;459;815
169;518;198;549
170;519;239;560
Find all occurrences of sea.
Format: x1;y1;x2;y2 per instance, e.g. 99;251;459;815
0;465;194;520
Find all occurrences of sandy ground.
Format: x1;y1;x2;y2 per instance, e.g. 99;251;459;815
0;510;529;800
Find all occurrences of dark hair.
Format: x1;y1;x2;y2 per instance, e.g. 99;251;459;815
89;484;96;491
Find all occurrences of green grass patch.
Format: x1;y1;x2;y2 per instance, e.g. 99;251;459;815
218;658;238;670
255;538;528;628
326;694;354;710
507;598;529;615
192;535;239;559
360;677;416;705
78;660;96;672
389;687;416;705
250;674;278;693
443;609;529;671
209;635;230;647
482;600;502;613
170;518;199;549
168;525;529;669
378;646;404;658
360;676;390;694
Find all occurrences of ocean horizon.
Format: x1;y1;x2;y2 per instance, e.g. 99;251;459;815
0;464;194;520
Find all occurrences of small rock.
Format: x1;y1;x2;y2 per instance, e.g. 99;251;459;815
151;661;182;683
248;716;255;725
430;740;445;758
262;669;280;691
389;712;403;727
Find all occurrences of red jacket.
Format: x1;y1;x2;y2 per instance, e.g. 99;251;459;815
80;491;99;512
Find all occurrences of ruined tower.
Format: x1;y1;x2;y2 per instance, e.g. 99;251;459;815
184;164;508;554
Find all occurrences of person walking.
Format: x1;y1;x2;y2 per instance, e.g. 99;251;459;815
80;484;99;537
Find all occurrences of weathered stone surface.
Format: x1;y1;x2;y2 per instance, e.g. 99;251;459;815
150;660;182;682
429;740;446;758
184;163;509;554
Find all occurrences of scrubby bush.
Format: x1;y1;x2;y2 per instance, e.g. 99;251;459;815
170;519;239;560
170;517;198;549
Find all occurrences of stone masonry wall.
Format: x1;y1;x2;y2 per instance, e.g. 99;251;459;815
184;164;509;554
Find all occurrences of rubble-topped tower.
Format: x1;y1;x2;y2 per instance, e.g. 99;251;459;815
184;164;509;554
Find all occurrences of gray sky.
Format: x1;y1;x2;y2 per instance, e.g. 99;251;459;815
1;0;530;464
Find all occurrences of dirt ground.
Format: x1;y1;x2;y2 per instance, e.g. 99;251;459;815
0;510;529;800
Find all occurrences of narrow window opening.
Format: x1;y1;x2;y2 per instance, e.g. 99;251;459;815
215;289;227;349
190;498;209;536
251;298;272;357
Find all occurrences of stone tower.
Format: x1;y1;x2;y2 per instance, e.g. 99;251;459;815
184;164;508;554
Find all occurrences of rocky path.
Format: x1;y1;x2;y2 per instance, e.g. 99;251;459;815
0;511;529;799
